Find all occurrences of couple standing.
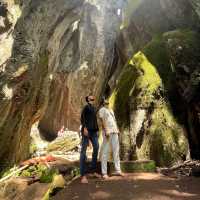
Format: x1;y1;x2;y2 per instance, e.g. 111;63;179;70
80;94;123;184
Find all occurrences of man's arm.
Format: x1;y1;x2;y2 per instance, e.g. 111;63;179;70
81;107;86;127
81;106;88;136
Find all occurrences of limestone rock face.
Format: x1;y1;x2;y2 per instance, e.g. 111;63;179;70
0;0;122;165
120;0;200;59
38;0;124;136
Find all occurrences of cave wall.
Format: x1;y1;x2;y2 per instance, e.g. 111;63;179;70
0;0;123;165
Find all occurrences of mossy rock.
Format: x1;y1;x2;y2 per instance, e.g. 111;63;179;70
143;29;200;120
109;61;137;128
131;51;162;108
109;160;156;173
136;103;188;166
109;29;194;166
142;35;172;88
110;51;162;127
142;29;200;89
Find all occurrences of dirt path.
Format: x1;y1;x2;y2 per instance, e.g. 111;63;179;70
52;173;200;200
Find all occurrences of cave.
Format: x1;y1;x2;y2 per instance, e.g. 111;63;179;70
0;0;200;169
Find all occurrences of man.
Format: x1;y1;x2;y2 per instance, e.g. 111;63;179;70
99;99;124;179
80;95;99;183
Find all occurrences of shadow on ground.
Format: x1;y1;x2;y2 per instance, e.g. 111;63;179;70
51;173;200;200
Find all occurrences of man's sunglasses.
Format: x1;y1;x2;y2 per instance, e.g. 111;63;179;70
89;98;95;101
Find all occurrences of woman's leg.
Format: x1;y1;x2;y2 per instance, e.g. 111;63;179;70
111;133;121;173
101;135;110;175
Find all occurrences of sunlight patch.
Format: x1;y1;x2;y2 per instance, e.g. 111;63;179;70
160;189;198;197
2;84;13;100
72;20;80;32
13;64;28;77
79;61;89;71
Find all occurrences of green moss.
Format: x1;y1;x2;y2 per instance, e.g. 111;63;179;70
141;29;200;91
19;164;58;183
136;110;185;167
141;29;200;124
142;35;172;88
163;29;200;67
132;52;162;108
110;62;137;127
141;37;174;117
110;160;156;172
143;161;156;171
19;165;37;177
110;51;187;166
40;168;58;183
110;51;162;127
110;29;196;166
147;104;187;166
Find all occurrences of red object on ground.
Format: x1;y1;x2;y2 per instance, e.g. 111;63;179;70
20;155;56;166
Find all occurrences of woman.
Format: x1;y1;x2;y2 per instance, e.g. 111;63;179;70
98;99;124;179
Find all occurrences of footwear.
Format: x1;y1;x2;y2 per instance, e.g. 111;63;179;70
102;174;109;180
80;176;88;184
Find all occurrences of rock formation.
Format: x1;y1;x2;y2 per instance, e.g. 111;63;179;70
0;0;199;167
110;0;200;165
0;0;123;166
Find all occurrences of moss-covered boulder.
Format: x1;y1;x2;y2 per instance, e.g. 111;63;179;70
163;30;200;159
110;36;191;166
143;30;200;160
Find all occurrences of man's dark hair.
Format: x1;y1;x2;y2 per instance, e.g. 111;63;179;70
85;94;93;103
85;96;89;103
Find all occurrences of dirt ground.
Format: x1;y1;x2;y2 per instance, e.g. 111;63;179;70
52;173;200;200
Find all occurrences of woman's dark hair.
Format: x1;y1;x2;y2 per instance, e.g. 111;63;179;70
100;97;106;106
